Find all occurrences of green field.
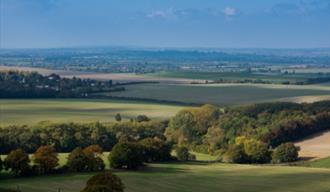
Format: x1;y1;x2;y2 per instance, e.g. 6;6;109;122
0;162;329;192
103;83;330;106
148;71;326;83
309;157;330;169
0;99;184;126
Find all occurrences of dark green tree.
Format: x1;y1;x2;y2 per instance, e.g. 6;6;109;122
81;171;124;192
139;138;172;162
109;142;143;169
4;149;30;176
115;113;122;122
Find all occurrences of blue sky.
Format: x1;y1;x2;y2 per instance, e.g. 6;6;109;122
0;0;329;48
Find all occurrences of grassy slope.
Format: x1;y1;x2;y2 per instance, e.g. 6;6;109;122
0;99;184;126
0;163;329;192
105;83;330;107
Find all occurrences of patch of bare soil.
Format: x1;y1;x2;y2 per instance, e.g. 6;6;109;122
295;130;330;160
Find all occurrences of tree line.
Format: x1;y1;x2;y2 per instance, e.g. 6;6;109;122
0;71;123;98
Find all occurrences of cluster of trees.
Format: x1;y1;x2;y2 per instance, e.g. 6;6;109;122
222;137;299;164
0;146;58;176
165;101;330;163
0;119;168;154
0;71;122;98
0;137;173;177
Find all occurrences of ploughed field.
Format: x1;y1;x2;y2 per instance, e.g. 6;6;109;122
0;99;184;126
101;83;330;106
0;162;329;192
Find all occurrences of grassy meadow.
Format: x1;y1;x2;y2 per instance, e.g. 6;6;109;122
0;99;184;126
308;157;330;169
0;162;329;192
103;83;330;106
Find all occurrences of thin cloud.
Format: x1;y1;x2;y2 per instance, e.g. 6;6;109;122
223;7;236;16
146;8;177;20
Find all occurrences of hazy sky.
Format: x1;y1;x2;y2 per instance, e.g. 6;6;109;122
0;0;329;48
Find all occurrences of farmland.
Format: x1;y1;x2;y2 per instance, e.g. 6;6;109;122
102;83;330;107
147;71;330;84
0;99;184;126
0;162;329;192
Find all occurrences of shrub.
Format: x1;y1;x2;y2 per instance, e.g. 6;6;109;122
81;171;124;192
4;149;30;176
222;144;248;163
272;143;300;163
33;146;59;174
109;142;143;169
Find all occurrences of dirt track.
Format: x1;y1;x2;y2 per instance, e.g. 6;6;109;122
295;130;330;160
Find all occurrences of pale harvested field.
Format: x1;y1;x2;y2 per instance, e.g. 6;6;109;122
295;130;330;160
0;66;202;83
275;95;330;103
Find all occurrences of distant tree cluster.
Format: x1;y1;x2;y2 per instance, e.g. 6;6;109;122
0;71;123;98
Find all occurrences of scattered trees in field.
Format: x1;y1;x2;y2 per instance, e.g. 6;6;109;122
33;146;59;174
3;149;30;176
81;171;124;192
272;143;300;163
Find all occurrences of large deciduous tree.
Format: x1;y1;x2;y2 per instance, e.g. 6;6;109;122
33;146;59;174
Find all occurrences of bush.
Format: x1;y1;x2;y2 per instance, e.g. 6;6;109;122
176;147;190;161
81;171;124;192
4;149;30;176
222;144;248;163
272;143;300;163
109;142;143;169
139;138;172;162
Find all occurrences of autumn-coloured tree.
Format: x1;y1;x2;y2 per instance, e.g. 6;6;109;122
33;146;59;174
81;171;124;192
83;145;105;171
66;147;88;172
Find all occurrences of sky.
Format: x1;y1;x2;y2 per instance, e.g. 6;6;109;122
0;0;329;49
